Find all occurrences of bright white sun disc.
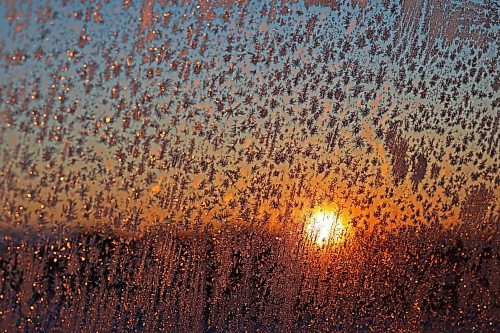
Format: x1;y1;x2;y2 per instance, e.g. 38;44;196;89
307;211;345;245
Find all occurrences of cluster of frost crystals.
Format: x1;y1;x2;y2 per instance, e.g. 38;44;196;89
0;0;497;332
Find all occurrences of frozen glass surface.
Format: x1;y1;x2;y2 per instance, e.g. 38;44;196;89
0;1;498;332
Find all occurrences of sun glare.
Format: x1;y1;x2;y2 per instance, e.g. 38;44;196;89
307;210;346;246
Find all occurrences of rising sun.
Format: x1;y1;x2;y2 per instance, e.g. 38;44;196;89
306;209;347;246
